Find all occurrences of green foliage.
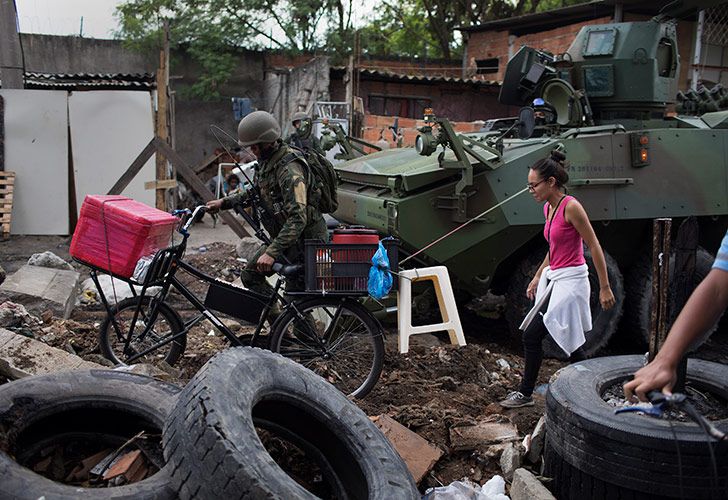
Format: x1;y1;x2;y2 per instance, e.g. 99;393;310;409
115;0;592;97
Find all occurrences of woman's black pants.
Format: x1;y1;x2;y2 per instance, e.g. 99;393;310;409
518;306;585;397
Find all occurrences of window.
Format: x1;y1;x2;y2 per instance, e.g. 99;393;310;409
476;58;499;74
367;95;432;118
583;28;617;57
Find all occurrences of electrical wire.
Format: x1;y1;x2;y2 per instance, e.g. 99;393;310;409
668;419;685;500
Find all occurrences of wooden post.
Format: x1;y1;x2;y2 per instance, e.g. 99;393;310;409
648;218;672;362
671;217;698;392
155;21;171;210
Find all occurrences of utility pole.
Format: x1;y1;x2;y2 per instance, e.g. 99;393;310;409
0;0;24;89
155;21;171;210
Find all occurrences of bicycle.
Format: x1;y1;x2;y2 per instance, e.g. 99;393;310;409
76;205;388;398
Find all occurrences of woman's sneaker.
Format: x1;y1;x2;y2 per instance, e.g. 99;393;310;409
499;391;534;408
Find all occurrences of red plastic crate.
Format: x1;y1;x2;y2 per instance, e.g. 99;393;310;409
70;195;178;278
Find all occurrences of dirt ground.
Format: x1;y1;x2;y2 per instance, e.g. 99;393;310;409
1;232;727;493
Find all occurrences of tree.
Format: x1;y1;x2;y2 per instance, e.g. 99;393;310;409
356;0;590;60
116;0;356;98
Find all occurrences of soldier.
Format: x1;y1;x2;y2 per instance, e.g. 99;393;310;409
206;110;328;294
287;111;323;155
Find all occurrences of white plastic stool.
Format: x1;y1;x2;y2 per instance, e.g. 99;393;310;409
397;266;466;354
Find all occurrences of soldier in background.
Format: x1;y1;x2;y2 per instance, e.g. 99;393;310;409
287;111;323;155
206;111;328;294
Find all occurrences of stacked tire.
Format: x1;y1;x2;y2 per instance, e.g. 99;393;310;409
544;355;728;499
0;348;418;499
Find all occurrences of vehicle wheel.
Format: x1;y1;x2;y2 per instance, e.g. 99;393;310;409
270;297;384;398
99;296;186;367
162;347;418;500
623;247;720;349
544;355;728;499
0;370;180;499
505;249;624;359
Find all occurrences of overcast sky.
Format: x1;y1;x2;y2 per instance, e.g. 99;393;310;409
16;0;126;39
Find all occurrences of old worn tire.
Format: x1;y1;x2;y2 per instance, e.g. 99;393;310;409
505;248;624;359
0;370;180;499
162;347;418;499
623;247;721;349
544;355;728;499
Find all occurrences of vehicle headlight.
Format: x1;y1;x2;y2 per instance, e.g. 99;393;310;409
416;128;437;156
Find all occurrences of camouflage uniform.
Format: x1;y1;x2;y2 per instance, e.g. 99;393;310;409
221;140;328;293
287;130;323;156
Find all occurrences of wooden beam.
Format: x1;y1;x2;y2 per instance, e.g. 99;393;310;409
153;138;250;238
145;179;178;190
155;21;171;210
193;151;224;174
107;139;156;195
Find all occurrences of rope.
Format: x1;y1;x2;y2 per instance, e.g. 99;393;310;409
400;187;529;266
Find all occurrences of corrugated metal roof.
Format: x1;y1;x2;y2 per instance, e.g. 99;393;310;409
23;72;156;90
357;68;501;86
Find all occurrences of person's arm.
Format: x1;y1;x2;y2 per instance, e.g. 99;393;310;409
566;200;615;310
262;161;309;262
206;190;248;213
527;253;550;300
624;267;728;401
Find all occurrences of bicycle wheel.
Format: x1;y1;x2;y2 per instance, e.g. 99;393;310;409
270;297;384;399
99;296;186;367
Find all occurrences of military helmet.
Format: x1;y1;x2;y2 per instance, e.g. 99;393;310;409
237;111;281;146
291;111;308;124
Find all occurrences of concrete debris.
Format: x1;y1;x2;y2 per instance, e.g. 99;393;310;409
28;251;74;270
499;442;524;481
236;237;261;261
510;468;556;500
0;327;103;379
0;265;80;319
371;414;444;484
449;418;520;451
496;358;511;371
526;416;546;463
79;275;160;306
0;301;43;333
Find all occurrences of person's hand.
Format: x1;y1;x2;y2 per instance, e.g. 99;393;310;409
205;199;223;214
599;286;615;310
526;275;540;301
623;358;676;402
256;253;275;272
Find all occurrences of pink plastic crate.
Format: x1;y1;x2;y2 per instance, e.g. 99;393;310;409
70;195;178;278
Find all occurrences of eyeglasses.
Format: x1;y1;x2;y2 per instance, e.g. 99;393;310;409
527;179;545;191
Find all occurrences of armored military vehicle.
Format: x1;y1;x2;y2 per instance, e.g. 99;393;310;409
332;5;728;357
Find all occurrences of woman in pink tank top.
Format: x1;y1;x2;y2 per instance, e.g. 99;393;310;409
500;150;615;408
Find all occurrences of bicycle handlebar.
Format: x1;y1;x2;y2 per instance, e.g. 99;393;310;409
272;263;303;277
172;206;207;236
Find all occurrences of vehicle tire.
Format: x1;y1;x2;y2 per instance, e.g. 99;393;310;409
623;247;720;349
505;248;624;359
269;296;384;398
162;347;418;500
99;295;186;367
544;355;728;499
0;369;180;499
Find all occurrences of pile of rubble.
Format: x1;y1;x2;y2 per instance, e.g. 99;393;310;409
0;247;560;497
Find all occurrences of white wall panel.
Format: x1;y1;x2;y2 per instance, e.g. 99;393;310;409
69;91;156;213
1;89;69;235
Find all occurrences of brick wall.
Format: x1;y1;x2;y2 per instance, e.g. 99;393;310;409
465;16;613;83
360;115;488;150
466;14;695;90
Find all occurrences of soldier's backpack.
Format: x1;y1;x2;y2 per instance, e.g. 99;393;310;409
283;148;339;214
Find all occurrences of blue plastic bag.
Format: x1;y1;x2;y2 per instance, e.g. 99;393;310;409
367;241;393;299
